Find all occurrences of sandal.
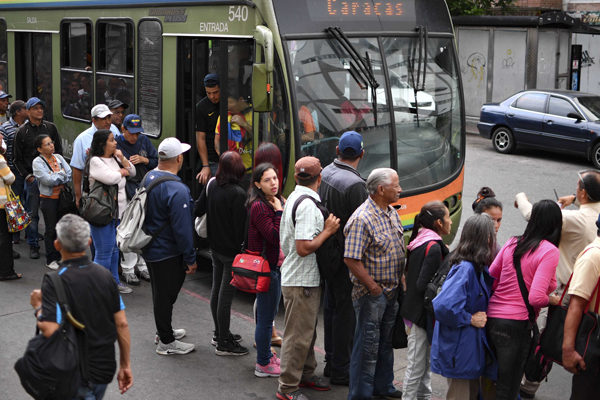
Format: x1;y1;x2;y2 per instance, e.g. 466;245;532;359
0;272;23;281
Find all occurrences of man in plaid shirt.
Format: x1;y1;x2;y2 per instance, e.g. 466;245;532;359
344;168;405;400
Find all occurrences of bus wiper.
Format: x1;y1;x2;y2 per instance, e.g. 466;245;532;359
326;26;380;124
408;25;428;126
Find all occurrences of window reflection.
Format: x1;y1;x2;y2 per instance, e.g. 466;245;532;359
287;38;391;177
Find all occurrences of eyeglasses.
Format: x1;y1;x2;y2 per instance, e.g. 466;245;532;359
43;141;55;146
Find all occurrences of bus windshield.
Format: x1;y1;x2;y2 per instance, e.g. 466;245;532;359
287;36;463;192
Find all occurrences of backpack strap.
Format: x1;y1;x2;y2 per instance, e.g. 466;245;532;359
142;173;181;238
291;194;327;226
424;241;435;257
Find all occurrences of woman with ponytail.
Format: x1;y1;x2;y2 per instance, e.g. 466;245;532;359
400;201;451;400
486;199;562;399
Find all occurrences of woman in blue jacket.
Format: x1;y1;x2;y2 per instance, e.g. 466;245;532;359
431;214;497;400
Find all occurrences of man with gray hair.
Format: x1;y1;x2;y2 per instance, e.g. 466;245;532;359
29;214;133;398
344;168;405;400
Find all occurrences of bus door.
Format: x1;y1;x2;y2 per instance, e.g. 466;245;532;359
14;32;53;121
176;37;254;198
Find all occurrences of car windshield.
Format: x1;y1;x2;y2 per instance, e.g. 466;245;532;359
576;96;600;121
286;36;463;192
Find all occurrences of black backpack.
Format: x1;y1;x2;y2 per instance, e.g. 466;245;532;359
423;251;453;313
15;271;87;400
291;194;342;281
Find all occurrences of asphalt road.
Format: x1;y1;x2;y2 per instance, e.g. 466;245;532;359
0;132;586;400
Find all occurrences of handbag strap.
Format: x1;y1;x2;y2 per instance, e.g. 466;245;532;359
560;246;600;310
513;254;537;325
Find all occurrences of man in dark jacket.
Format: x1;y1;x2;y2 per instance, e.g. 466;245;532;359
142;137;197;355
318;131;367;385
13;97;63;259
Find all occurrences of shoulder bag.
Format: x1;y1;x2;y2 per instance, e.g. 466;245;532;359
79;158;118;226
539;271;600;371
230;205;271;293
14;271;88;400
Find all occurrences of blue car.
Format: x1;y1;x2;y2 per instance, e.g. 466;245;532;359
477;90;600;168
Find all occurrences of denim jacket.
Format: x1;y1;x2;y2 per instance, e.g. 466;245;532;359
32;154;72;196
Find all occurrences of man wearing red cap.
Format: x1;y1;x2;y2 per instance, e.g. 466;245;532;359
276;156;340;400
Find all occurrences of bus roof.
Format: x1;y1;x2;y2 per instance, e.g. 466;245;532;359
0;0;251;9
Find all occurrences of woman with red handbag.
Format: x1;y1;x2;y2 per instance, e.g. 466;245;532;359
0;136;21;280
247;162;285;378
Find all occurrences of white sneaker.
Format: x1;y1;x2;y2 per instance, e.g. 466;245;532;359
46;261;60;270
118;282;133;294
156;339;195;355
154;328;186;345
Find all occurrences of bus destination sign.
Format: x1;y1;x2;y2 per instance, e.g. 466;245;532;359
308;0;415;21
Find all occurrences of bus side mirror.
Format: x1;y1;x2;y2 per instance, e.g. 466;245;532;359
253;25;274;112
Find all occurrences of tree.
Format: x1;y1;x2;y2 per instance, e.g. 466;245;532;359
447;0;515;16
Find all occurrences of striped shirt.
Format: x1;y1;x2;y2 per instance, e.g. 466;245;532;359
344;197;406;300
279;185;324;287
0;118;19;170
0;154;15;208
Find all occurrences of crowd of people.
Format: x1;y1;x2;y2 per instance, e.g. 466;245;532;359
0;73;599;400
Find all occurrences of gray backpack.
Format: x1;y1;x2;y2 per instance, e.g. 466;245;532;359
117;174;178;253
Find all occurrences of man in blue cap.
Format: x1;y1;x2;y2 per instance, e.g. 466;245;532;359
318;130;367;386
195;73;221;185
116;114;158;285
13;97;63;259
0;90;12;124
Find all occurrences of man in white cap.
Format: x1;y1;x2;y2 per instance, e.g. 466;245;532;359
142;137;197;355
71;103;121;207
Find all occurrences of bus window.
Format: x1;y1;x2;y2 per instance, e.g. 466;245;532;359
96;20;134;109
0;19;7;92
257;59;290;183
60;21;93;121
15;33;53;121
137;20;162;137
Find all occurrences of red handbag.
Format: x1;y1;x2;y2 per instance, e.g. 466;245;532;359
230;250;271;293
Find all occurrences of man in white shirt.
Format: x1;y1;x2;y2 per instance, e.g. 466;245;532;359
276;156;339;400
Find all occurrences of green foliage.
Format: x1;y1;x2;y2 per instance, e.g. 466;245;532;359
447;0;515;16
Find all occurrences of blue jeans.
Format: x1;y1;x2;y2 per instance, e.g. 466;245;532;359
90;219;120;284
255;267;281;365
72;382;108;399
348;291;398;400
24;177;40;247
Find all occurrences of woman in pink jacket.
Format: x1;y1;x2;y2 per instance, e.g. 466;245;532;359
486;199;562;399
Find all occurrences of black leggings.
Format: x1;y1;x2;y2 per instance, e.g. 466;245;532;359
487;317;531;400
210;250;237;345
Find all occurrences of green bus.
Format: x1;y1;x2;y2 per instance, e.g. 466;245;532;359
0;0;465;237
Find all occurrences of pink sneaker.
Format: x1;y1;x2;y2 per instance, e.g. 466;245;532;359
271;354;281;366
255;359;281;377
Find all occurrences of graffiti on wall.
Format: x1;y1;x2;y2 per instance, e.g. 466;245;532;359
582;50;595;68
501;49;515;69
466;52;486;87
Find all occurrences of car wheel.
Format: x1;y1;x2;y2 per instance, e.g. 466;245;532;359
592;142;600;169
492;127;515;154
